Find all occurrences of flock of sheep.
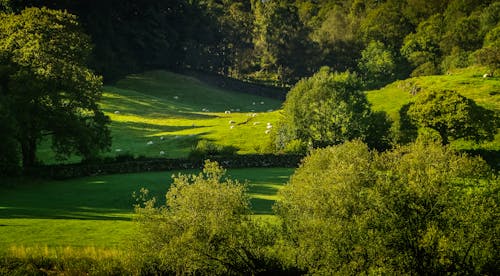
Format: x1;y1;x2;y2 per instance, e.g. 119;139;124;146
113;97;275;157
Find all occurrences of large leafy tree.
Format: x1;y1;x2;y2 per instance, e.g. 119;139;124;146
276;67;391;150
0;7;110;168
406;89;498;144
275;140;499;274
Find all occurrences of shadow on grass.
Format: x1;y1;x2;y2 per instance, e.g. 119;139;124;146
248;184;279;196
0;207;132;221
250;198;276;215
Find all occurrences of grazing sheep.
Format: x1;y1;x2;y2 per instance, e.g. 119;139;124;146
253;122;260;125
252;102;256;105
483;73;490;78
160;151;165;155
267;109;273;112
266;125;273;129
265;129;271;134
230;125;234;129
147;141;154;145
114;110;120;114
173;96;179;99
252;113;257;117
229;120;235;124
225;110;231;114
115;148;122;152
260;101;264;104
160;136;164;140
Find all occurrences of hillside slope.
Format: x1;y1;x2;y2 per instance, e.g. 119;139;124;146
38;71;284;163
367;67;500;150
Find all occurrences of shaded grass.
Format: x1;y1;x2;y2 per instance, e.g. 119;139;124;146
0;168;293;251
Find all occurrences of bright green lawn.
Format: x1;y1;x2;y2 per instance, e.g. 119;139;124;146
0;168;293;251
38;71;283;164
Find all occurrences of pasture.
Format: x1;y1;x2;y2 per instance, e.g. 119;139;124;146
37;71;284;164
367;66;500;150
0;167;294;252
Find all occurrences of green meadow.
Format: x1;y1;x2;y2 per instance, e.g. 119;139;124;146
0;168;294;252
38;71;283;163
367;66;500;150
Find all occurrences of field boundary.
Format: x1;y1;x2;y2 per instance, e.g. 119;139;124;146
26;154;303;179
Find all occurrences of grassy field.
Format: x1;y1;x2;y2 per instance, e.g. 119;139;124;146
0;167;293;252
367;66;500;150
38;71;283;164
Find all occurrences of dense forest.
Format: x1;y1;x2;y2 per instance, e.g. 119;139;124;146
2;0;499;86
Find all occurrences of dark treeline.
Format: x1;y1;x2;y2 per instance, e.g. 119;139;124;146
2;0;499;85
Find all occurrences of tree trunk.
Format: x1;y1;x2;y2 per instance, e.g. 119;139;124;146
21;136;37;168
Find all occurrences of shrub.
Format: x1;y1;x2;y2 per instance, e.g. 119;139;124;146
132;161;284;275
275;140;499;274
189;140;238;159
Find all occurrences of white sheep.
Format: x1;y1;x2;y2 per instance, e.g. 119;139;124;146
229;120;235;124
115;148;122;152
225;110;231;114
483;73;491;78
160;151;165;155
236;108;240;112
253;122;260;125
265;129;271;134
230;125;234;129
114;110;120;114
266;125;273;129
252;113;257;117
173;96;179;100
147;141;154;145
260;101;264;104
160;136;164;140
252;102;256;105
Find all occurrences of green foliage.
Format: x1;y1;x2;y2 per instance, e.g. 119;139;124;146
277;67;391;150
275;140;499;274
358;40;396;88
406;89;498;144
0;7;110;168
252;0;316;85
474;25;500;75
401;14;445;76
189;140;238;159
133;161;282;274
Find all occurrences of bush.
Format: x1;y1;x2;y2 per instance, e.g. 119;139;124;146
189;140;238;159
132;161;285;275
275;140;499;274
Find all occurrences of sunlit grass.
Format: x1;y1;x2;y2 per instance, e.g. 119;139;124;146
37;70;283;164
367;66;500;150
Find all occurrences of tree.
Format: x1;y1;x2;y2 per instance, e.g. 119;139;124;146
133;160;282;275
276;67;391;150
0;7;110;168
401;14;446;76
357;40;396;88
275;140;499;274
405;89;498;144
474;25;500;76
252;0;317;85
